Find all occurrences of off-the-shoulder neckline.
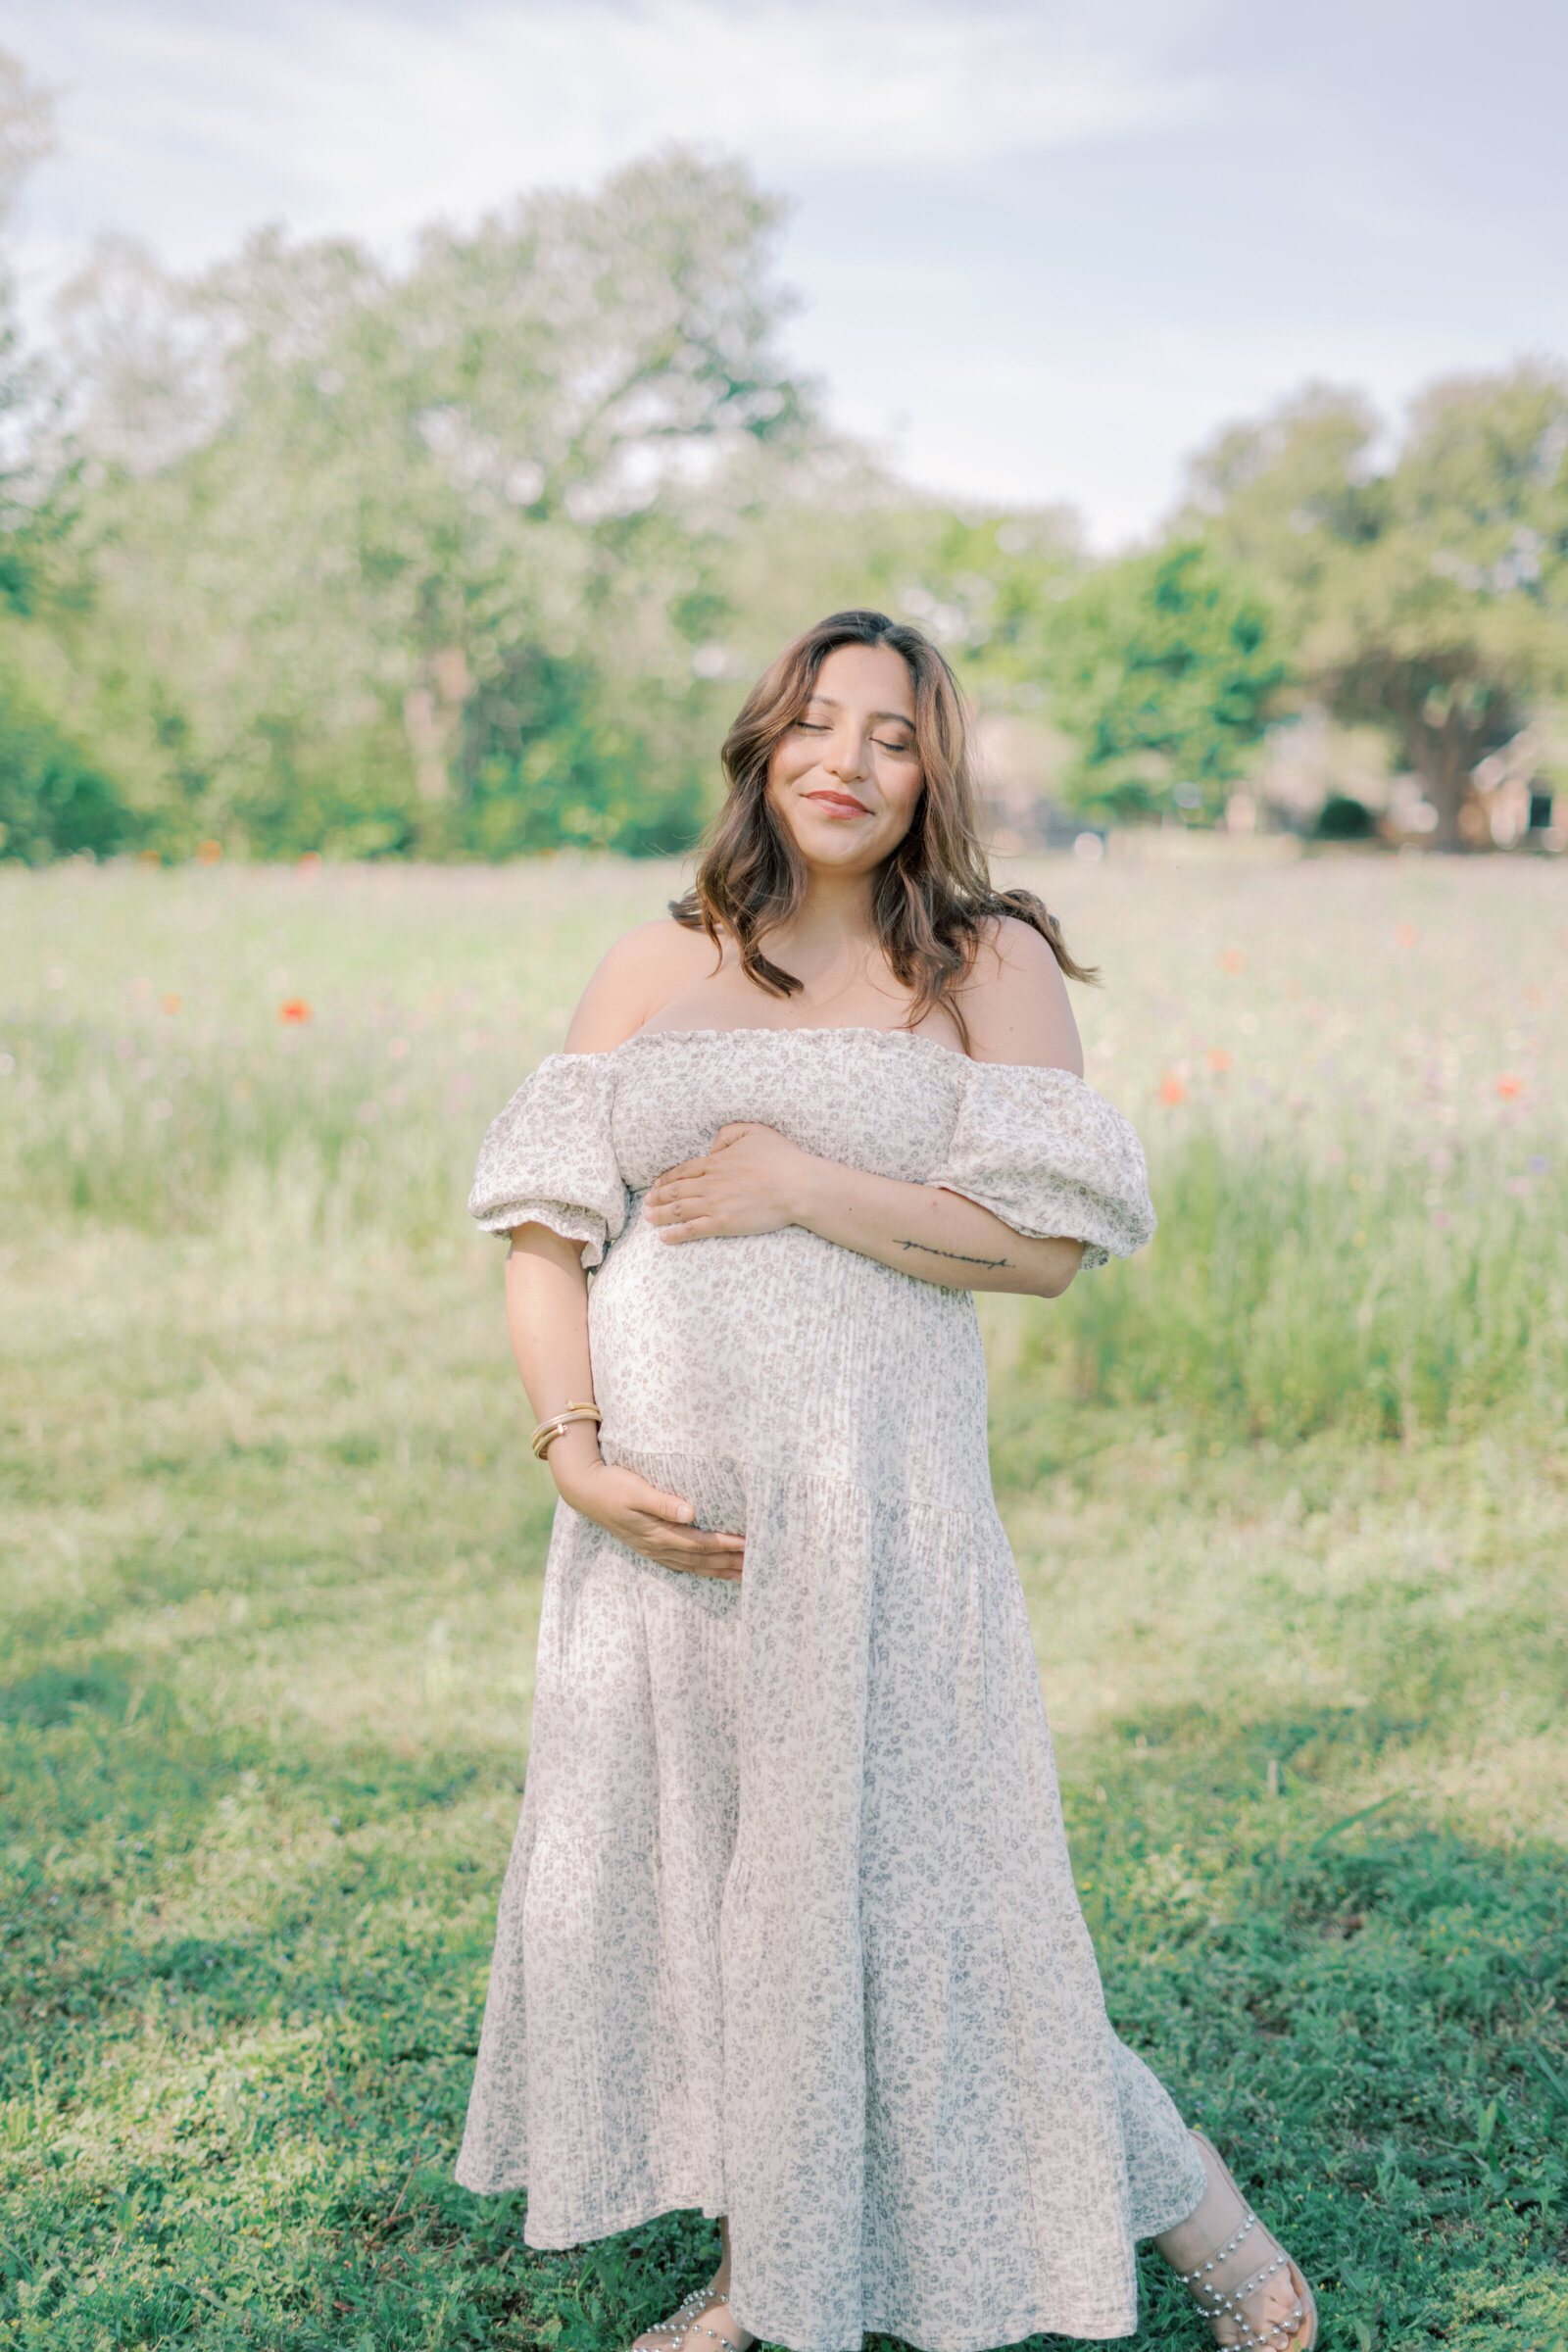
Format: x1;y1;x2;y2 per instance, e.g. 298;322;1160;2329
554;1026;1091;1081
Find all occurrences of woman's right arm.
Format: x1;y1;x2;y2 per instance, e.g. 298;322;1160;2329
505;1222;744;1581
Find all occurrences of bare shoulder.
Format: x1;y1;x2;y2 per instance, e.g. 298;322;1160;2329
959;915;1085;1074
564;917;719;1053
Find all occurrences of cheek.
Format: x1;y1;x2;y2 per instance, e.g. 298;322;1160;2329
878;765;925;839
763;754;808;834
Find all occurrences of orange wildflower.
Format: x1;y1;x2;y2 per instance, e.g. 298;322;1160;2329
196;840;223;865
279;999;313;1024
1159;1072;1187;1104
160;993;181;1016
1494;1072;1523;1100
1220;949;1246;974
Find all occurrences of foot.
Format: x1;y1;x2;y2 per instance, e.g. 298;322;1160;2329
1155;2132;1316;2352
628;2276;755;2352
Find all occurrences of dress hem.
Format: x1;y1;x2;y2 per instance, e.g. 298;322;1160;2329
453;2176;1206;2352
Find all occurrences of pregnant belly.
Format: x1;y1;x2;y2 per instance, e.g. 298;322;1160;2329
587;1204;994;1511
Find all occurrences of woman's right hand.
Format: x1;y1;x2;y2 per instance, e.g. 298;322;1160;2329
548;1432;744;1581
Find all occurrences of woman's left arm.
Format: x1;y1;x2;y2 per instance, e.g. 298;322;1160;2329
643;1124;1084;1299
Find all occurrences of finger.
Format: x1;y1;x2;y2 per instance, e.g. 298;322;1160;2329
647;1175;709;1205
632;1516;745;1556
710;1123;758;1148
622;1487;744;1550
620;1477;699;1523
658;1219;720;1245
652;1553;743;1582
651;1155;715;1188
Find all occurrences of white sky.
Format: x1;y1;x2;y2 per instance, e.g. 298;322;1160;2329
4;0;1566;545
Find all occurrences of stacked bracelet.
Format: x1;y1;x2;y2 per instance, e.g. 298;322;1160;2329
530;1401;603;1460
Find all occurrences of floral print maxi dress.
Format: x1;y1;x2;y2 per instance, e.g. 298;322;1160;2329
457;1027;1205;2352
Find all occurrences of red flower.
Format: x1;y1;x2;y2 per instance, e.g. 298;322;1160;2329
1494;1072;1523;1100
1159;1072;1187;1104
278;999;313;1024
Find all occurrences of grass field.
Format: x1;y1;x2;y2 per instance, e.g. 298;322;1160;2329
3;851;1567;2352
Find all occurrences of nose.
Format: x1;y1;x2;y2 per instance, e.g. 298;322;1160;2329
824;727;868;782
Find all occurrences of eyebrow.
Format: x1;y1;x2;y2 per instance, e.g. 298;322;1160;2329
806;695;915;725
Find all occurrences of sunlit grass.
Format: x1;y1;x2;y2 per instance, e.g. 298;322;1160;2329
2;853;1566;2351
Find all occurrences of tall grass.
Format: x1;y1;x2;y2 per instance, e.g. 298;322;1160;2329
1050;1128;1568;1442
7;848;1565;1444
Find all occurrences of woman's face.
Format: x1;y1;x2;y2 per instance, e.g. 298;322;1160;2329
766;643;923;877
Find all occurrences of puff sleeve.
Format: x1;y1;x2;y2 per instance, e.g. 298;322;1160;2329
467;1053;628;1268
930;1061;1155;1271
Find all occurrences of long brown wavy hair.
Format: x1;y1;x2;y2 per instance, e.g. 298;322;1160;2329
669;609;1096;1044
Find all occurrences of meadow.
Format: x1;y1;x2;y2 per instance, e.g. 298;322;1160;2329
2;849;1566;2352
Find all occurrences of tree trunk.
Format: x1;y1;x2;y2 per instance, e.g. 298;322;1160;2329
401;647;473;809
1407;712;1484;849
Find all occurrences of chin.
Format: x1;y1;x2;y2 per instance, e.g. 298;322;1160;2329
799;834;880;871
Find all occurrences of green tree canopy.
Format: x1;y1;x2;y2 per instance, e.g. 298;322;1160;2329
1043;539;1287;823
49;151;809;858
1186;366;1568;842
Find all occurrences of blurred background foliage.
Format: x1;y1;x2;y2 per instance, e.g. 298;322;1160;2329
0;45;1566;864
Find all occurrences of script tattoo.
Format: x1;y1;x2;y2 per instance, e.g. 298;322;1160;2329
891;1238;1008;1270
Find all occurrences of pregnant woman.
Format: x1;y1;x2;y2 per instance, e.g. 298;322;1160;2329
458;610;1315;2352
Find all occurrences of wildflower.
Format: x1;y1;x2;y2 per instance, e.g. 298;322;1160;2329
1494;1073;1523;1099
1158;1072;1187;1104
1395;923;1419;948
196;840;222;865
297;852;321;873
1205;1048;1232;1073
160;993;181;1016
149;1099;172;1121
279;999;313;1023
1220;949;1246;974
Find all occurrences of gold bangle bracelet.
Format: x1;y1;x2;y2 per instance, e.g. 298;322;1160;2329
530;1402;603;1460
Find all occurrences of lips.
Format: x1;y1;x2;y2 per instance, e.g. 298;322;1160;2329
805;790;870;818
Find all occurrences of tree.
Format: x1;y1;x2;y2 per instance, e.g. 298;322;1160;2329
1186;368;1568;844
1043;539;1287;823
52;151;810;858
0;47;84;618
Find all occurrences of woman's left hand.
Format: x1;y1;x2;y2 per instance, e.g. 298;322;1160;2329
644;1123;822;1243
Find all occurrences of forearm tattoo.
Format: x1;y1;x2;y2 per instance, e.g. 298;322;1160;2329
891;1238;1009;1270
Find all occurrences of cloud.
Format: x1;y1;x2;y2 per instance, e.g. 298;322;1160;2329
9;0;1222;261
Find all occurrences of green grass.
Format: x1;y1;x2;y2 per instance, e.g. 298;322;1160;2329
3;857;1567;2351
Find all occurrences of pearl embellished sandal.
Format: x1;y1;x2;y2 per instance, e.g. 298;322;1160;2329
630;2285;751;2352
1177;2132;1317;2351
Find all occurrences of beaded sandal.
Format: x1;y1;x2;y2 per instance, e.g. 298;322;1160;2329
1176;2132;1317;2352
630;2285;751;2352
